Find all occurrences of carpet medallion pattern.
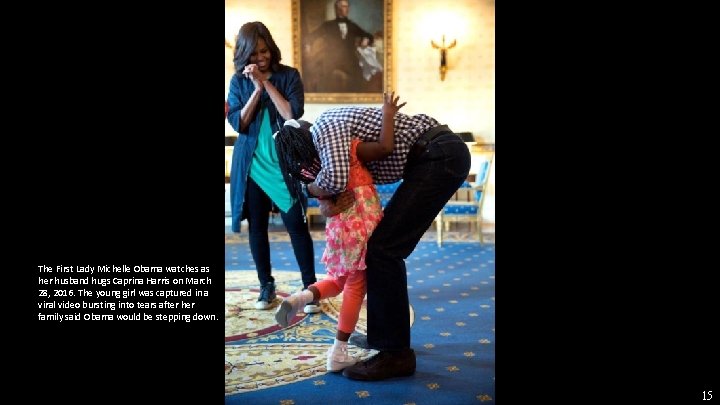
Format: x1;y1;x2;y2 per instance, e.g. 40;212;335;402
225;270;415;395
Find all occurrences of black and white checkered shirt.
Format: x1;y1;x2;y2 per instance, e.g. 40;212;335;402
310;107;439;193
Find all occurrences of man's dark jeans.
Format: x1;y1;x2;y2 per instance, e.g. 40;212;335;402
365;133;471;351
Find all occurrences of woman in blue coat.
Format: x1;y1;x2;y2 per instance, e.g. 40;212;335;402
226;22;318;311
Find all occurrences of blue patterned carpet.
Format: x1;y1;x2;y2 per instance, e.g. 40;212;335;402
225;237;495;404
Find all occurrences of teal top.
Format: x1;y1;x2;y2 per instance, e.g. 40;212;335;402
249;108;294;213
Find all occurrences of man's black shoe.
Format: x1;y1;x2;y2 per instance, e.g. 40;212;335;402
342;349;416;381
348;333;379;350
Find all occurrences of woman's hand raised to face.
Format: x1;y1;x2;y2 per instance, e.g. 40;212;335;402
242;64;264;90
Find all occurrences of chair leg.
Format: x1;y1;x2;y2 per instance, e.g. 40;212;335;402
436;214;443;247
477;214;483;244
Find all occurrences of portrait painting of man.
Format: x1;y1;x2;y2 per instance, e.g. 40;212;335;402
295;0;388;102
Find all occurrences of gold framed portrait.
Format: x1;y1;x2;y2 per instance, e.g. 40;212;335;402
292;0;392;103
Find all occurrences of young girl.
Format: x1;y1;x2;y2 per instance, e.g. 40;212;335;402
273;93;405;372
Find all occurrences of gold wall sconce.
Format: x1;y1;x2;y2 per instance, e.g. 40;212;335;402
431;35;456;81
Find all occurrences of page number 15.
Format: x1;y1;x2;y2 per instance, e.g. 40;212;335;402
704;391;713;400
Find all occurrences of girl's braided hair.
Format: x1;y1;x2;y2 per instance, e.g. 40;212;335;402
274;124;322;184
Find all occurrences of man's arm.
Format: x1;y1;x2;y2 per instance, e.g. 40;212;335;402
306;113;360;216
309;119;352;195
318;190;355;217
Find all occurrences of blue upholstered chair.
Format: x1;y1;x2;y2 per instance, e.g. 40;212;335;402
435;155;493;246
305;197;321;226
375;181;403;208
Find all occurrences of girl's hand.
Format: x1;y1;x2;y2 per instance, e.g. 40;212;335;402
382;91;406;117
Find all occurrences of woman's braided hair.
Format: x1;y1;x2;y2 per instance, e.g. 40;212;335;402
274;124;322;184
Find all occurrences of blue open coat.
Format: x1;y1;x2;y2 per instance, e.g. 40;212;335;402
226;64;306;232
